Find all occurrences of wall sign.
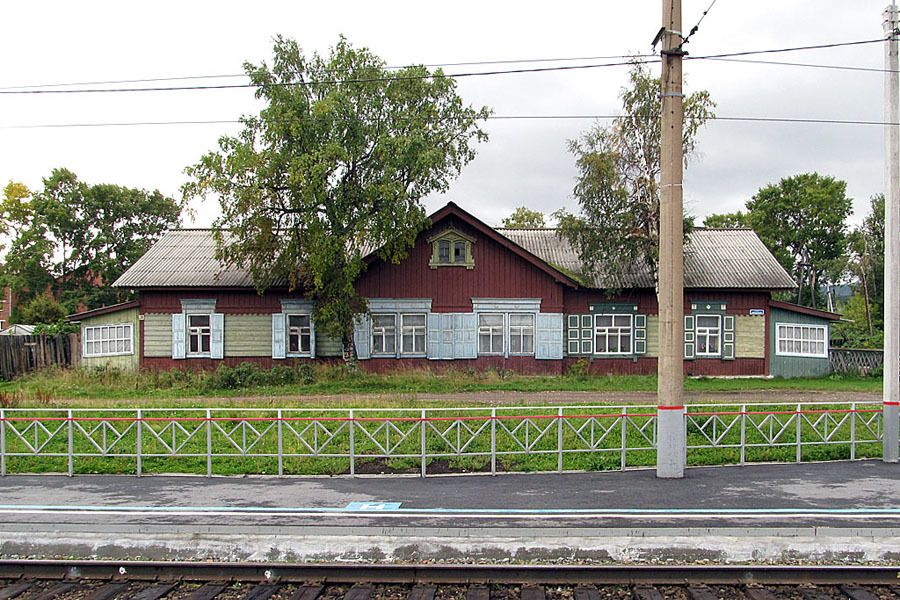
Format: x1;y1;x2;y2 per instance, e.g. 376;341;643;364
749;309;765;316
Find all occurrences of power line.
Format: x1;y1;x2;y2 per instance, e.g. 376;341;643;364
1;114;894;129
0;37;888;96
680;0;719;48
696;56;891;74
0;54;657;91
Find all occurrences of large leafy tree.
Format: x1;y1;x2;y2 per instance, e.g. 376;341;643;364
1;170;183;317
184;36;490;353
702;211;751;228
502;206;546;229
745;173;852;309
840;194;884;341
553;62;714;289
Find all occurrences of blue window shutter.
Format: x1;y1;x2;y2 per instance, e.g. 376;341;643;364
440;314;454;359
684;315;695;360
171;313;185;359
353;315;371;360
454;313;477;358
309;316;316;359
272;313;286;359
427;313;441;359
210;313;224;359
535;313;563;360
722;315;735;360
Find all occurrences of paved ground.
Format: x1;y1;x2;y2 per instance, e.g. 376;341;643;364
1;460;899;563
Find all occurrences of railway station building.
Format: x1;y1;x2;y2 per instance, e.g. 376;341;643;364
70;202;839;377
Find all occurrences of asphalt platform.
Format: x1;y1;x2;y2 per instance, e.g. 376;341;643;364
1;460;899;564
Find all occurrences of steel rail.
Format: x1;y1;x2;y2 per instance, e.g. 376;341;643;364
0;559;899;585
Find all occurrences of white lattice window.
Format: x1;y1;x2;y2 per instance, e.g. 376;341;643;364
776;323;827;358
287;314;312;355
695;315;721;356
401;314;427;355
594;314;632;355
509;313;535;354
478;313;504;355
372;314;397;355
83;324;133;357
187;314;211;355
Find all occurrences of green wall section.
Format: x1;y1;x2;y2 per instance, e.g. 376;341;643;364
769;307;831;378
80;307;140;371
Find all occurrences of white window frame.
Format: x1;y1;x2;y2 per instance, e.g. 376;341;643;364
695;314;722;357
286;313;313;357
775;322;828;358
477;313;505;355
371;313;398;356
187;313;212;357
83;323;134;357
508;313;535;356
400;313;427;356
593;313;633;355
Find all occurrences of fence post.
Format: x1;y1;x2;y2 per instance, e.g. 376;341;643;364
67;409;74;477
0;408;5;477
740;404;746;466
490;408;496;476
277;410;284;477
850;402;857;460
349;409;355;477
795;403;802;463
419;408;426;477
621;407;627;471
557;407;564;473
136;409;142;477
206;409;212;478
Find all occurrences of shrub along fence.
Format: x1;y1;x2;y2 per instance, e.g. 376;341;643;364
0;334;79;381
0;401;884;477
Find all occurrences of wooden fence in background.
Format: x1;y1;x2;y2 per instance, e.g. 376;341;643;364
829;348;884;375
0;334;80;380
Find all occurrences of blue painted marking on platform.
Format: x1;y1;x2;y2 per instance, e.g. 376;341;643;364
0;503;899;515
345;502;401;511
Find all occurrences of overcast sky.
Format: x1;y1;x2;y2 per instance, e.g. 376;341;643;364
0;1;892;229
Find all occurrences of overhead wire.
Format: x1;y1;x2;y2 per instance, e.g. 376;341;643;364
0;37;889;96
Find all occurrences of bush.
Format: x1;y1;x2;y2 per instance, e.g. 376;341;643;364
567;358;589;378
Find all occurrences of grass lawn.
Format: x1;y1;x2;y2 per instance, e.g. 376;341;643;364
0;363;883;409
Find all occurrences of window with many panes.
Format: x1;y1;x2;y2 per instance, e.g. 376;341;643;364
401;314;427;355
478;313;504;355
372;314;397;355
508;313;535;354
594;314;632;354
83;324;133;357
776;323;827;357
695;315;721;356
429;229;474;269
287;314;312;355
187;314;211;355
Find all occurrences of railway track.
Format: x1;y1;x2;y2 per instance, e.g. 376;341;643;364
0;561;898;600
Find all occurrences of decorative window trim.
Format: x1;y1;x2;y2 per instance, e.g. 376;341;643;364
428;227;476;269
593;313;634;356
695;314;722;357
186;313;212;357
83;323;133;357
775;322;828;358
508;312;535;356
285;313;313;357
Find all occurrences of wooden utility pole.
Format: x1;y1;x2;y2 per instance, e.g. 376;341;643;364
657;0;686;478
884;3;899;463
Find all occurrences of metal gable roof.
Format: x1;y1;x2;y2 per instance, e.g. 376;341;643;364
115;220;795;291
497;227;796;290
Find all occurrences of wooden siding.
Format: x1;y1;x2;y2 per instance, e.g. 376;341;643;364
646;315;660;357
769;307;831;378
80;307;140;371
143;313;172;357
357;216;565;313
140;290;288;314
562;356;765;376
224;314;271;357
316;330;343;358
735;315;766;359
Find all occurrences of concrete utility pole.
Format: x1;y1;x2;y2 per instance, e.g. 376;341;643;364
884;3;900;463
657;0;686;478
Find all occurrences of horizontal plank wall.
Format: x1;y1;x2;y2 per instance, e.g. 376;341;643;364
357;216;565;313
80;307;140;371
769;306;831;378
735;315;765;359
223;314;271;357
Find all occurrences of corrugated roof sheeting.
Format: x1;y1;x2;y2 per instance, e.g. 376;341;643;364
115;227;796;290
498;228;796;290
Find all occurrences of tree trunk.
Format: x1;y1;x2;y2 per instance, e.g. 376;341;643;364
342;333;359;372
861;265;874;336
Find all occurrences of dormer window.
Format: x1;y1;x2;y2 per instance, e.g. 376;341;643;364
428;228;475;269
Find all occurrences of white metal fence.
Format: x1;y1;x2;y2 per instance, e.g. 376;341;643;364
0;401;885;477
